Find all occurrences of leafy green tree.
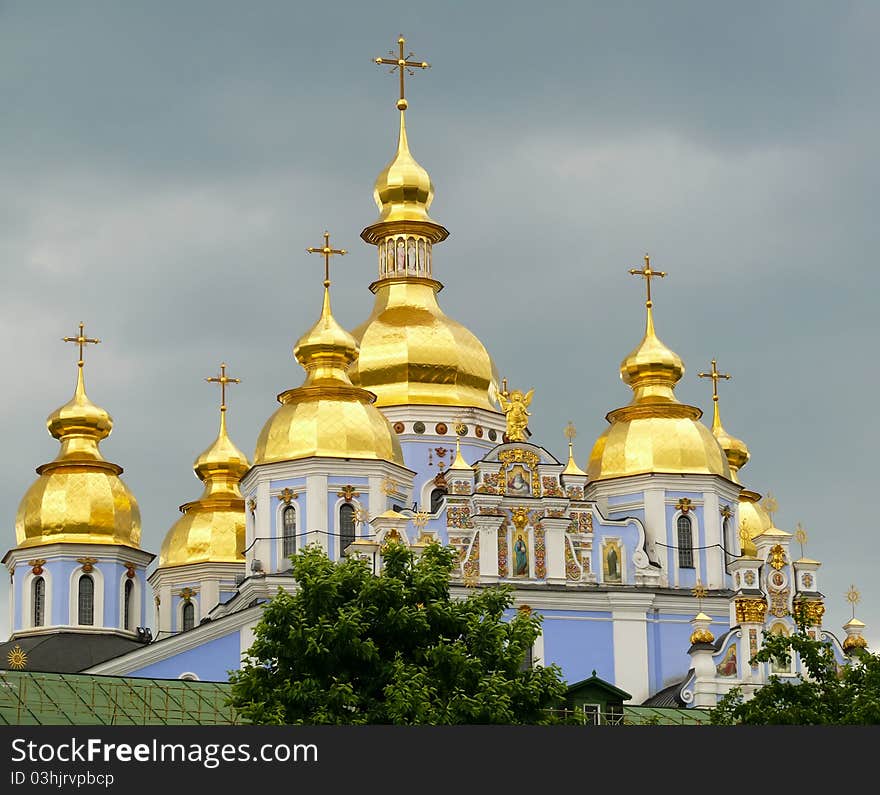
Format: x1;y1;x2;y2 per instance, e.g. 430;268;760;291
228;541;567;724
710;620;880;725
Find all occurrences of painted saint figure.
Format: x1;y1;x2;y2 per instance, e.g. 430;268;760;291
605;544;620;582
514;533;528;576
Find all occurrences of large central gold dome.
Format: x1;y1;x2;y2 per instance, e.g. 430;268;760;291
16;364;141;549
588;280;730;481
254;282;404;466
351;107;498;410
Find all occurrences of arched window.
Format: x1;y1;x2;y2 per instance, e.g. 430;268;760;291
282;505;296;561
430;488;446;514
520;644;534;672
33;576;45;627
339;504;356;557
123;579;134;631
677;515;694;569
78;575;95;625
182;600;195;632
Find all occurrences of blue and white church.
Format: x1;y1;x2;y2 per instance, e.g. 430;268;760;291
1;37;868;706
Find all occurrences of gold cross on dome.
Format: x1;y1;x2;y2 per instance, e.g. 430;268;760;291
374;34;430;110
762;492;779;523
628;254;667;308
698;359;731;403
63;321;100;367
307;230;347;286
206;362;241;413
846;584;861;619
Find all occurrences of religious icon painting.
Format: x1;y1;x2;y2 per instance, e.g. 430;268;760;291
512;531;529;577
506;464;530;496
603;541;622;583
715;645;737;677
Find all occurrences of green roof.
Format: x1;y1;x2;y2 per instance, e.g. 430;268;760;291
0;670;239;725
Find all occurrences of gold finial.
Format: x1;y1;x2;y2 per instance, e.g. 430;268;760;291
628;253;667;310
692;581;708;611
205;362;241;414
738;521;751;550
374;34;430;111
63;321;100;368
762;492;779;524
795;522;808;557
307;230;347;286
846;585;861;619
497;380;533;442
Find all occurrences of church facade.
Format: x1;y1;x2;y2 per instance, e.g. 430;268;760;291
2;37;867;708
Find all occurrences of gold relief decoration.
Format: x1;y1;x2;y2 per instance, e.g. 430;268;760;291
451;480;471;495
546;508;566;518
743;570;756;587
336;485;361;502
380;477;399;496
178;587;196;602
676;497;693;514
769;588;790;618
446;506;473;529
475;472;500;494
435;423;448;436
690;627;715;645
794;599;825;626
433;471;447;489
568;512;593;534
434;447;448;459
28;559;46;575
511;507;529;533
498;530;508;578
735;597;767;624
76;557;98;573
462;534;479;583
393;421;405;434
566;485;584;500
154;595;161;607
843;633;868;652
719;504;732;520
247;498;256;514
768;544;786;571
534;526;546;579
517;604;532;615
478;506;504;515
497;379;533;443
541;476;563;497
801;572;814;590
411;511;430;531
124;562;137;579
278;488;299;505
580;549;591;574
6;645;27;670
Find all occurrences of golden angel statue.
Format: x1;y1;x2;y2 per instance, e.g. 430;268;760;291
498;380;534;442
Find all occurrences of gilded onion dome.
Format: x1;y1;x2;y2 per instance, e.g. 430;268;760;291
254;280;405;466
350;103;499;410
159;397;249;568
15;361;141;549
587;261;730;481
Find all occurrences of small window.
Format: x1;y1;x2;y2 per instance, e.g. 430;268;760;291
339;504;356;556
429;488;446;514
123;579;134;630
282;505;296;561
520;644;534;672
677;515;694;569
182;600;195;632
581;704;601;726
33;576;45;627
78;575;94;626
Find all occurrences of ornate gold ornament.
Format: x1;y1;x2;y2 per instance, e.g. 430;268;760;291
374;34;430;113
768;544;786;571
846;585;861;619
76;557;98;573
497;379;533;443
511;507;529;534
178;587;196;602
518;604;533;615
690;627;715;645
381;477;399;496
692;582;708;611
761;492;779;523
124;562;137;579
28;559;46;575
6;645;27;670
843;634;868;652
354;507;370;526
794;599;825;626
205;362;241;414
719;504;732;520
676;497;693;514
247;498;257;514
336;485;361;502
277;488;298;505
794;523;808;557
735;597;768;624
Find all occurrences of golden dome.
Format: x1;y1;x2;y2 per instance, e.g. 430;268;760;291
15;364;141;549
349;280;499;409
159;408;249;568
588;290;730;481
254;283;405;466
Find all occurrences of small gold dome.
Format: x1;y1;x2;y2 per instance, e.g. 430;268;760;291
15;365;141;549
738;490;772;557
159;410;249;568
372;111;437;226
350;280;499;410
588;304;730;481
254;284;404;466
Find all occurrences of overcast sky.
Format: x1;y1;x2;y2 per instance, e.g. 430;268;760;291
1;2;877;646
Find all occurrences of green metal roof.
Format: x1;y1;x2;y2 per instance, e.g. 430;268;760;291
0;671;240;725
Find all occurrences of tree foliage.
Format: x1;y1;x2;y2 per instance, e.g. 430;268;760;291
710;622;880;725
228;542;567;724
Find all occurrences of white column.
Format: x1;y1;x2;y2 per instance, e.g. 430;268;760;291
703;491;723;589
254;478;271;573
542;517;569;585
307;474;329;552
610;593;652;703
200;578;219;619
474;516;503;583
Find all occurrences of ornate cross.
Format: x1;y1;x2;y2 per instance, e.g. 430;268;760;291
374;34;430;110
206;362;240;413
63;321;100;367
628;254;666;308
692;581;708;611
795;522;808;558
698;358;731;403
846;585;861;619
762;492;779;524
307;230;346;286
